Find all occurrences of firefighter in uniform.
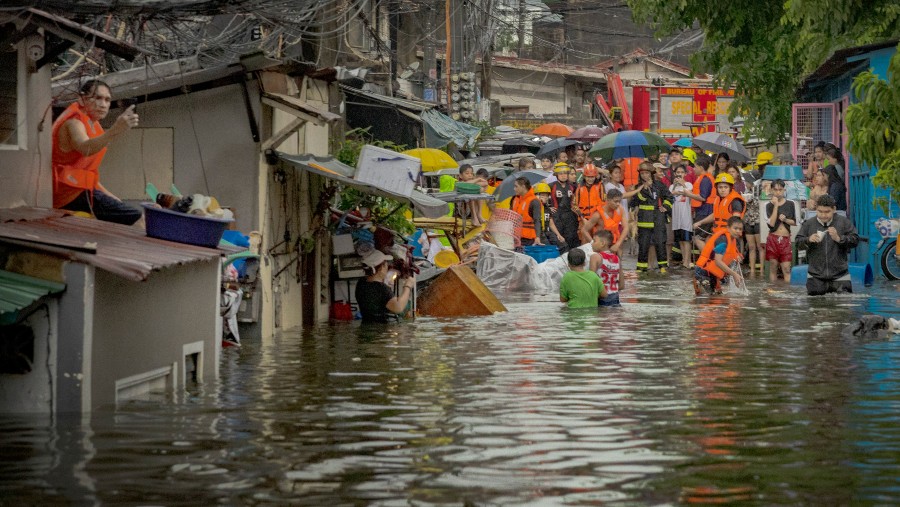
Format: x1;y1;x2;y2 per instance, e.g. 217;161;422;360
630;161;673;273
548;163;580;252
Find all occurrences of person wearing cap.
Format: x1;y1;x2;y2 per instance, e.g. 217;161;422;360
630;161;673;273
533;182;557;246
693;172;746;234
548;163;580;252
355;250;416;324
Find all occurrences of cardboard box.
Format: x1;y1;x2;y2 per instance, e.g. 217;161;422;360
355;145;421;198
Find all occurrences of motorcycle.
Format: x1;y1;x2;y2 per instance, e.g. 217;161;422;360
874;216;900;280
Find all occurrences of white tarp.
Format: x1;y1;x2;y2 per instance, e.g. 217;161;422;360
475;241;594;294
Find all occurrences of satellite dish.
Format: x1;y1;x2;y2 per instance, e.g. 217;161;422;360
399;69;414;79
408;61;420;71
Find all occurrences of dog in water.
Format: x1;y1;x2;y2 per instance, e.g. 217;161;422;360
842;315;900;340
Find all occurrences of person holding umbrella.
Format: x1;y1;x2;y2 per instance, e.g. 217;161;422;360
630;162;673;273
510;177;545;247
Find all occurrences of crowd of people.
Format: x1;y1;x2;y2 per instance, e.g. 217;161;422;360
496;142;859;306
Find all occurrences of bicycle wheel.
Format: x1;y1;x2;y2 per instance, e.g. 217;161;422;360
881;239;900;280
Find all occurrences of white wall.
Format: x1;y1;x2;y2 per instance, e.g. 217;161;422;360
0;301;57;413
0;44;52;208
614;61;687;82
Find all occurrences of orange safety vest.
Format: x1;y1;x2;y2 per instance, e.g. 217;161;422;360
577;183;604;218
597;206;622;243
52;102;105;208
696;229;742;279
512;188;539;240
691;172;715;209
712;190;746;231
621;157;641;189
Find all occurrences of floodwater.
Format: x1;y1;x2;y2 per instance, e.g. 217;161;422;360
2;272;900;505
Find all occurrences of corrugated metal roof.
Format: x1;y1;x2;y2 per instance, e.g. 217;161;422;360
0;208;226;282
340;84;434;112
0;270;66;326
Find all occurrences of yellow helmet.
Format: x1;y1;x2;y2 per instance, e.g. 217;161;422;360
553;162;571;174
756;151;774;166
715;173;735;185
533;182;551;194
682;148;697;164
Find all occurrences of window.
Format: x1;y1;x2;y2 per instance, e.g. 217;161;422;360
0;48;19;147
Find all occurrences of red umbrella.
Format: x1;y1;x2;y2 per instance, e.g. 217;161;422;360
567;125;611;143
532;122;574;137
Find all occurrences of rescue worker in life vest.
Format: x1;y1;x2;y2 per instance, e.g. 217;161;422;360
694;216;745;295
692;172;746;233
510;177;545;246
630;162;673;272
52;79;142;225
576;165;605;243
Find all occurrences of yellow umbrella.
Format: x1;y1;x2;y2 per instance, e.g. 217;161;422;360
402;148;458;173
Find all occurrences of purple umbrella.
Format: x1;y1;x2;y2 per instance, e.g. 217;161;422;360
567;125;611;143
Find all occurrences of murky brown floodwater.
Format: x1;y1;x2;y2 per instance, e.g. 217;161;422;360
2;272;899;505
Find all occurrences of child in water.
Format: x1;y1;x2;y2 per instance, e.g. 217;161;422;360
559;248;607;309
589;229;621;306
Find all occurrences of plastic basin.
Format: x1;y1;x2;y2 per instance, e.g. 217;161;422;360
142;203;232;248
789;263;874;290
523;244;560;263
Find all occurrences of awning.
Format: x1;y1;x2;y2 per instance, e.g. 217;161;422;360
339;85;481;149
0;270;66;326
277;153;450;219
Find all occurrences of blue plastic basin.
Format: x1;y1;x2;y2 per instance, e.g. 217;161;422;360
142;203;232;248
789;263;874;289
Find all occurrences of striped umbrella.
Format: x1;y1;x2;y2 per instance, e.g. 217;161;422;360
587;130;672;161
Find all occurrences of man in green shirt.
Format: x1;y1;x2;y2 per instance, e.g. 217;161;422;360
559;248;607;308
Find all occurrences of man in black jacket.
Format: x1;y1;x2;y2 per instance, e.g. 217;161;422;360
795;194;859;295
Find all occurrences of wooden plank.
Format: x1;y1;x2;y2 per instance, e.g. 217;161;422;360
417;265;505;317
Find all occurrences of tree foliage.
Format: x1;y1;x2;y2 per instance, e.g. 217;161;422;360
845;48;900;210
628;0;900;145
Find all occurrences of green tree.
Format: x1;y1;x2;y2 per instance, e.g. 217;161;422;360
845;47;900;211
628;0;900;144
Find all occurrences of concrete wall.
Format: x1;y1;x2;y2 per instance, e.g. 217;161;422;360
0;301;57;412
104;84;261;232
613;62;687;82
0;44;52;208
90;260;221;408
491;67;567;116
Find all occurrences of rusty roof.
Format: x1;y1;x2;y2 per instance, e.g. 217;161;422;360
0;207;227;282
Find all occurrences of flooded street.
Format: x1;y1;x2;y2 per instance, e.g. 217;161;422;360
3;273;900;505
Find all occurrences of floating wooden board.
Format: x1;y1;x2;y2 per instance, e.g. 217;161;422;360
417;265;506;317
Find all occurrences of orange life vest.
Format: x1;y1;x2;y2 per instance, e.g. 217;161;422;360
621;157;641;189
691;172;715;209
512;188;539;240
577;183;604;218
696;229;742;279
712;190;746;231
597;206;622;243
52;102;105;208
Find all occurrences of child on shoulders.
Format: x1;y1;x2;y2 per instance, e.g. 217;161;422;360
589;229;621;306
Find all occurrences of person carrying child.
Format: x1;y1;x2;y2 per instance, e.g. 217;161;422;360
694;216;745;295
560;248;607;308
668;165;694;269
765;179;797;282
589;229;622;306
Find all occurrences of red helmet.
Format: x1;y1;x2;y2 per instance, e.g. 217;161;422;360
583;166;599;177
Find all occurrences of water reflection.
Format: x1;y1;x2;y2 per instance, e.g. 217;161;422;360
1;277;898;504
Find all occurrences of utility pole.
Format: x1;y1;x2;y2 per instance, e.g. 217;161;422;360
422;1;436;102
389;0;399;96
480;0;493;102
516;0;525;58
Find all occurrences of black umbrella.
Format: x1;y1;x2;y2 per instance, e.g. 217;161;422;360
534;138;580;159
692;132;751;162
501;138;542;155
494;170;552;201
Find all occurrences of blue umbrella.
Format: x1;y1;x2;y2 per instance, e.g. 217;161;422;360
673;138;693;148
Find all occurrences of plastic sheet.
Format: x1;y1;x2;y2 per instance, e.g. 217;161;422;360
476;241;594;294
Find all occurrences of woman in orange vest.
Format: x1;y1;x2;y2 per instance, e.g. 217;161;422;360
52;79;142;225
510;177;544;246
694;216;745;295
693;173;746;233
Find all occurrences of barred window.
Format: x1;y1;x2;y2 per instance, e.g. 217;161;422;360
0;48;19;146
